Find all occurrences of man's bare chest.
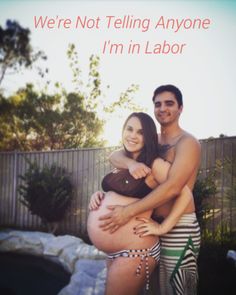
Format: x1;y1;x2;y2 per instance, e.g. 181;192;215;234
157;143;176;163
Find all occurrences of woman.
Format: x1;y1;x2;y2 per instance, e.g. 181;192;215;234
87;112;193;295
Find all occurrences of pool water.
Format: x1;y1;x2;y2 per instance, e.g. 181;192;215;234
0;252;70;295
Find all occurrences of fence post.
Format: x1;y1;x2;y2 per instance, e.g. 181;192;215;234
12;150;18;225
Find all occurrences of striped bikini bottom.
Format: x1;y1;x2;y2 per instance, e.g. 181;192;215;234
107;241;160;290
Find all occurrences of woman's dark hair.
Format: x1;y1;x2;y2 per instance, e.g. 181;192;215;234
122;112;158;167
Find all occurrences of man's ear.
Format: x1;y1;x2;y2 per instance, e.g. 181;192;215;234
178;105;183;115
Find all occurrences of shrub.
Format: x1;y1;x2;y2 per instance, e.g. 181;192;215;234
193;171;217;227
18;162;73;232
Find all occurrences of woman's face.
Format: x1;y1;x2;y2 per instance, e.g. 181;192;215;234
122;116;144;159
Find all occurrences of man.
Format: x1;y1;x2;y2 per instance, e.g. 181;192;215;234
100;84;201;294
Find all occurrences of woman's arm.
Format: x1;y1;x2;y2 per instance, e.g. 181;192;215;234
134;158;193;237
99;137;200;233
109;149;133;169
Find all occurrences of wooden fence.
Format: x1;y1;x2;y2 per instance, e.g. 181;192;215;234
199;136;236;242
0;137;235;242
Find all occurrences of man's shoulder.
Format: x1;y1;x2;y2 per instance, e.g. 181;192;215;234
178;131;201;150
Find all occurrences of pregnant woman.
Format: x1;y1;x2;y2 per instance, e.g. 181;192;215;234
87;112;192;295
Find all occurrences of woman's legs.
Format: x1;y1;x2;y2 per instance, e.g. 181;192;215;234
105;256;157;295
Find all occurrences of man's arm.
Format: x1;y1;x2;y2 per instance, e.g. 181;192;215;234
134;186;192;237
109;149;131;169
126;136;201;214
109;149;151;179
158;185;192;233
100;136;201;232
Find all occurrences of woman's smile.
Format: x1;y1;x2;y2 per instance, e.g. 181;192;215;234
122;116;144;155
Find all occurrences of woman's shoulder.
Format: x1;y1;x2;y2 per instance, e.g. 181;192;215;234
150;157;171;184
151;157;171;170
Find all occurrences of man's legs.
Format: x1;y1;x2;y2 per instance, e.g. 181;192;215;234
159;213;201;295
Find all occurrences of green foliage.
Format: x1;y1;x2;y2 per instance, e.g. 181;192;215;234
0;20;47;85
18;162;73;225
0;84;105;150
216;156;236;202
202;222;234;245
67;44;102;111
193;171;217;226
202;215;236;246
0;43;141;151
66;43;141;114
103;84;142;113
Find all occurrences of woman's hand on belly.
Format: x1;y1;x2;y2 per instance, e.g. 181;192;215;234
87;192;158;253
134;217;164;237
88;191;105;210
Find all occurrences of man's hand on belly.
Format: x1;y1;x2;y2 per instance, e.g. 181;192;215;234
99;205;131;233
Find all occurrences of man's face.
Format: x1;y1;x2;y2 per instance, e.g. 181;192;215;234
153;91;182;126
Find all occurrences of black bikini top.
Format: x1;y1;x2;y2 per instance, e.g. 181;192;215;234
101;169;152;199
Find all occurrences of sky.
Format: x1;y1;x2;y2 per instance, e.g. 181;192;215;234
0;0;236;146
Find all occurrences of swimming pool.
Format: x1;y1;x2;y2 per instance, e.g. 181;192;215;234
0;252;70;295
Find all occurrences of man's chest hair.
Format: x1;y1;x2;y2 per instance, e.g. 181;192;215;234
157;143;176;163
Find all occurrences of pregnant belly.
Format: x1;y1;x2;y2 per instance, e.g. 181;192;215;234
87;192;158;253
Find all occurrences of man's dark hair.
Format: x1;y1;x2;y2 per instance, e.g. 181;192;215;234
152;84;183;107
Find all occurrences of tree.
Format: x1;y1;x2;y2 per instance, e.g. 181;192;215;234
0;84;105;150
0;44;141;151
66;43;141;114
0;20;46;86
219;134;228;138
